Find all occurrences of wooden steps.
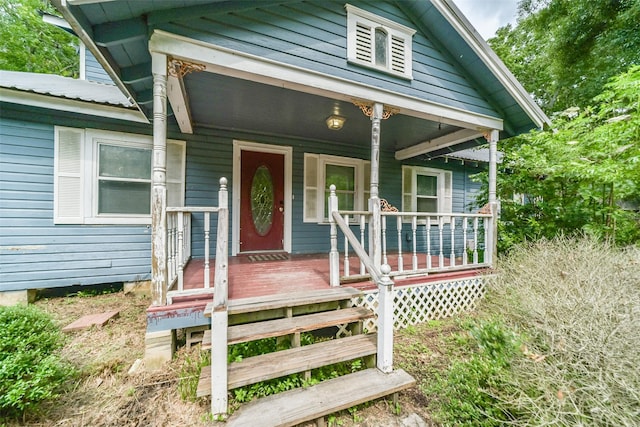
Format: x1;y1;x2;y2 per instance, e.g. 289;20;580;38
197;334;377;396
201;306;374;349
225;368;416;427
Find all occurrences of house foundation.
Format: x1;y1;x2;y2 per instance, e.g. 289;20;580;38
0;289;36;306
144;329;176;370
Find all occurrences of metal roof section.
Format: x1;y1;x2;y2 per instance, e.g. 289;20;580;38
0;70;132;107
441;147;504;163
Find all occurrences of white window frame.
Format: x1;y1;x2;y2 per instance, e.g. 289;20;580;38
346;3;415;80
54;126;185;225
304;153;370;223
402;166;452;217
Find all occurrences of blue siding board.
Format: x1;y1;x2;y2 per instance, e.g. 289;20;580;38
158;1;499;118
85;50;115;84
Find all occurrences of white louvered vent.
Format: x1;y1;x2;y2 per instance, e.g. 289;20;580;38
391;35;405;73
346;4;415;79
355;23;372;63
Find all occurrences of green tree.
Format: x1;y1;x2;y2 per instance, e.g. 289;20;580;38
494;66;640;249
0;0;78;76
490;0;640;114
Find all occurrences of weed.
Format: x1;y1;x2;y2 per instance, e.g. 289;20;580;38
177;347;210;402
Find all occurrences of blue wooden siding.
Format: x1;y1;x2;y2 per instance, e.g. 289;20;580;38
1;102;483;291
84;50;114;85
155;0;497;118
0;109;151;292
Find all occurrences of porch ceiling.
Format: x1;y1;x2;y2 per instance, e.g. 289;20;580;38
184;71;463;153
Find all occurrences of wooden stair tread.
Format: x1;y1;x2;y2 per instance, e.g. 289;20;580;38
226;368;416;427
205;287;362;317
203;307;373;349
197;334;377;396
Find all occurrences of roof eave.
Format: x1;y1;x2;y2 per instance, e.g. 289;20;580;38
433;0;550;130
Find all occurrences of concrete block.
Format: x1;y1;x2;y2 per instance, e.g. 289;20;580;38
144;329;176;370
0;289;36;306
124;280;151;298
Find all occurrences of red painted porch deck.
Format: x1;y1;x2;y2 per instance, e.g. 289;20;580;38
180;253;482;300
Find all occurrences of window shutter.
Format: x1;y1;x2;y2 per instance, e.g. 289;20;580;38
167;140;186;207
390;35;405;73
54;127;84;224
442;171;453;214
303;154;320;222
355;22;372;63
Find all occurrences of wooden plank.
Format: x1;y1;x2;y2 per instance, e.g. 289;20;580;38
204;287;362;317
226;368;416;427
202;329;211;350
196;334;376;396
228;307;373;345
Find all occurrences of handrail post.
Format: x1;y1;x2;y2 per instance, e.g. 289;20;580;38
377;264;394;373
211;177;229;416
328;185;340;286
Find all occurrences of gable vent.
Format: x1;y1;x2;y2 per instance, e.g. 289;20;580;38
355;22;372;63
391;35;405;73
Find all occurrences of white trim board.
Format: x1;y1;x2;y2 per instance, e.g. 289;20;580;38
0;88;149;124
232;140;293;256
149;30;504;132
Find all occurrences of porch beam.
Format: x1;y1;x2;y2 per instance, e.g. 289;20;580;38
167;73;194;134
394;128;483;160
151;52;168;306
148;30;504;132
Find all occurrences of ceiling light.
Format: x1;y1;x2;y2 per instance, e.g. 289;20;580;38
326;115;346;131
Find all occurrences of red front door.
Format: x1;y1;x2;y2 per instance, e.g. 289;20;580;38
240;150;285;252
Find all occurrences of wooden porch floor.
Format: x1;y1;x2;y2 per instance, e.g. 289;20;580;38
180;253;482;300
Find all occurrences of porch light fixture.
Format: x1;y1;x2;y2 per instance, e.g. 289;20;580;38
326;115;346;131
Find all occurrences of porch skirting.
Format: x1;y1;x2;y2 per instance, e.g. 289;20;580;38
351;274;490;332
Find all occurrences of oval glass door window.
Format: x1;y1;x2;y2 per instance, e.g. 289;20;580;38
250;165;274;236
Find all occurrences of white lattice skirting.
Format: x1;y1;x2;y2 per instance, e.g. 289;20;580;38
351;275;490;332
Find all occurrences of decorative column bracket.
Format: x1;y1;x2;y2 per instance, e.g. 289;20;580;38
352;99;399;120
168;58;206;78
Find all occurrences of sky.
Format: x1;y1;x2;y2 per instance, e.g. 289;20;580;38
452;0;519;40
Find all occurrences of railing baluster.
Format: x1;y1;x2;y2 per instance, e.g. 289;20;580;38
168;213;175;285
450;216;456;267
177;211;184;291
426;216;432;269
396;216;403;272
381;215;388;265
462;217;468;266
484;217;490;265
473;217;479;264
411;215;418;270
438;216;444;269
204;211;211;288
344;214;350;278
359;214;366;276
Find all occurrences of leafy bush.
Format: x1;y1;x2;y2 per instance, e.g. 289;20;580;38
0;305;73;418
425;319;521;426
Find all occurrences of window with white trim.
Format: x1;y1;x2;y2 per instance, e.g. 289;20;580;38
402;166;452;214
304;153;370;223
346;4;416;79
54;127;185;224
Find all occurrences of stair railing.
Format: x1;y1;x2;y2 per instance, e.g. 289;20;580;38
328;185;395;373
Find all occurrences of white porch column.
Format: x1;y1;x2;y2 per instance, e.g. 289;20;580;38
369;102;383;269
486;129;499;267
151;53;168;306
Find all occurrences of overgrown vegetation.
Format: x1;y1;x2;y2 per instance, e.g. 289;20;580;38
478;66;640;250
407;237;640;426
0;305;73;419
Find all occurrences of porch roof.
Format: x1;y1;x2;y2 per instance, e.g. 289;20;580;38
52;0;549;156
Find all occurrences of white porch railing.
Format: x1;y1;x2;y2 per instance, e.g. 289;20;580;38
165;178;229;304
329;195;493;284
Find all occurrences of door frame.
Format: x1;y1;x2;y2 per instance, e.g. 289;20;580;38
232;140;292;256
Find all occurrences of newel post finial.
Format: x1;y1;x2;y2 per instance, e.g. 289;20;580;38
377;262;394;373
218;177;228;209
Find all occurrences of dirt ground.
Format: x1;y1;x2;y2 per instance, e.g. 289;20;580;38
11;291;451;426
